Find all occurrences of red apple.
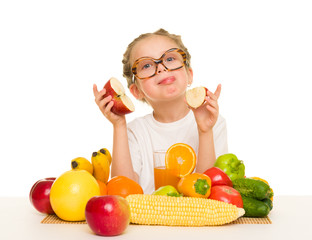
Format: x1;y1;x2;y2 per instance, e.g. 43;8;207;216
103;77;135;115
29;178;56;214
203;167;233;187
85;195;130;236
209;185;243;208
185;86;208;108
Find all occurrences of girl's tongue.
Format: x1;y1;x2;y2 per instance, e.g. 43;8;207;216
158;76;175;85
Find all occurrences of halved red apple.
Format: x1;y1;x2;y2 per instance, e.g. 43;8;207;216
103;77;135;115
185;86;208;108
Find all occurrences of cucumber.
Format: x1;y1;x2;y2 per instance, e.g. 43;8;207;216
262;198;273;210
241;195;271;217
232;178;273;200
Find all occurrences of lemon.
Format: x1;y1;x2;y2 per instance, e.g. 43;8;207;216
50;170;100;221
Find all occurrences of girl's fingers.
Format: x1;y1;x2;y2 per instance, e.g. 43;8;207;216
205;96;218;108
213;84;222;100
98;95;112;109
94;85;108;104
103;101;114;116
206;104;218;120
93;84;99;97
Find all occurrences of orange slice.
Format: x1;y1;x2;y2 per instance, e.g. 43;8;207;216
165;143;196;177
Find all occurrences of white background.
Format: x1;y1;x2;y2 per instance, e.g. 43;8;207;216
1;0;311;197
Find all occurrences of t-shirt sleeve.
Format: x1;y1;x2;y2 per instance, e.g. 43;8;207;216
127;127;142;176
213;115;228;158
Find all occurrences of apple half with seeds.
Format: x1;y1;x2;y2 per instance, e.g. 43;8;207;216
185;86;208;108
103;77;135;115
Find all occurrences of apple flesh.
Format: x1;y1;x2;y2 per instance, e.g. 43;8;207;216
185;86;208;108
85;195;130;236
203;167;233;187
103;77;135;115
29;178;56;214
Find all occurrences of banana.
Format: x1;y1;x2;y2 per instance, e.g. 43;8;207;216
91;151;110;183
71;157;93;175
97;148;112;165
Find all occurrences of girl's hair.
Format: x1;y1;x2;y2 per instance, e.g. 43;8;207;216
122;28;191;88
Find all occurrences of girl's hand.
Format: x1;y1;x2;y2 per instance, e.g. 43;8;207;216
93;84;126;126
191;84;221;133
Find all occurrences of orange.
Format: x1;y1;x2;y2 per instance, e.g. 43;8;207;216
50;170;100;221
106;176;143;198
96;180;107;195
165;143;196;177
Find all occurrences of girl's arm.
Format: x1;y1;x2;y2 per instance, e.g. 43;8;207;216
191;84;221;173
111;121;139;182
196;129;216;173
93;84;139;183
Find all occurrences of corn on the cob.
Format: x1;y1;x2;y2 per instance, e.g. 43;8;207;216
125;194;245;226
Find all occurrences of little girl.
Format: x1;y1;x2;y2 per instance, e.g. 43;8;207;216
93;29;228;194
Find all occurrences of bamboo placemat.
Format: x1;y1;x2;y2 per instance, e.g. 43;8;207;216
41;214;272;225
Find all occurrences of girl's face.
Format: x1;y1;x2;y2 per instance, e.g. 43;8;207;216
130;35;193;105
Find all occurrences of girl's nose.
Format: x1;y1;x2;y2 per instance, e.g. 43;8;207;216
157;63;167;74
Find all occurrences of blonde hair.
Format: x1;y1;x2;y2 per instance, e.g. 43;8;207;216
122;28;191;88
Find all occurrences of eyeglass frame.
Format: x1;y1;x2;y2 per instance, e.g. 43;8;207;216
131;48;187;82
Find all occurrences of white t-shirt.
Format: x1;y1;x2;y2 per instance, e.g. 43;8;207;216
127;111;228;194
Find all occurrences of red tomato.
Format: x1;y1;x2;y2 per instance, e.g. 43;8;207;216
209;185;243;208
203;167;233;187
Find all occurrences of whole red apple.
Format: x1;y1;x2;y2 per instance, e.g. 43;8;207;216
85;195;130;236
203;167;233;187
103;77;135;115
29;178;55;214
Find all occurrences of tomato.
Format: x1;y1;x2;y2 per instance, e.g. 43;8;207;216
177;173;211;198
203;167;233;187
106;176;143;198
209;185;243;208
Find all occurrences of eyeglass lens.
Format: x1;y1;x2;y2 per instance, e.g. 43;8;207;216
135;51;184;79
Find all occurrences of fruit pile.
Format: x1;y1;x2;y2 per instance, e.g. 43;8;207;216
29;147;143;236
29;144;274;234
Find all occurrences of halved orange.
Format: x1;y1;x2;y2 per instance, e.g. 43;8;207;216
165;143;196;177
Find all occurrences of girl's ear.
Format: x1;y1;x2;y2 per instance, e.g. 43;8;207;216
187;67;194;86
129;83;144;100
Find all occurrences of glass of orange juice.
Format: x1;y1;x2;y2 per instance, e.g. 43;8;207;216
153;150;180;190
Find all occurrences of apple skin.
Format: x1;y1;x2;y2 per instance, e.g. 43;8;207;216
85;195;130;236
203;167;233;187
29;178;56;214
103;79;133;115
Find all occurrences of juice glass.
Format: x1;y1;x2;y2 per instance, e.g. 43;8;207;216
153;150;180;190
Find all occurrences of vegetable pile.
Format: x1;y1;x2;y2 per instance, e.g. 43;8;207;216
213;153;273;217
152;153;274;218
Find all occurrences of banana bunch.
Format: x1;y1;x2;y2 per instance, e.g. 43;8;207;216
91;148;111;183
71;157;94;175
71;148;112;183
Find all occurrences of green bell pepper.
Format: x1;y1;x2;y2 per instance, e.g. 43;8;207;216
214;153;245;181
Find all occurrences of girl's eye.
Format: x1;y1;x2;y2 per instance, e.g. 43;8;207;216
166;57;175;62
142;63;152;70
